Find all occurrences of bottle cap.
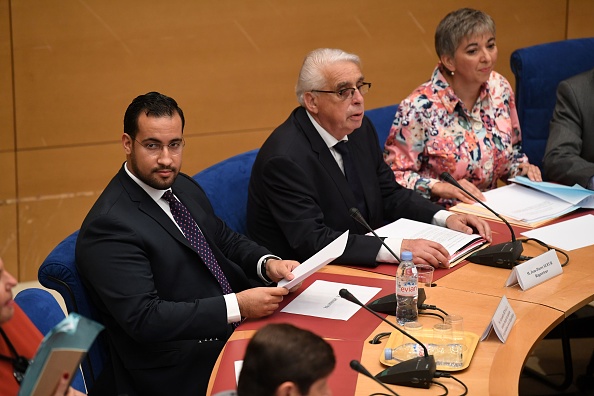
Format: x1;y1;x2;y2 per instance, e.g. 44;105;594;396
401;251;413;261
384;348;393;360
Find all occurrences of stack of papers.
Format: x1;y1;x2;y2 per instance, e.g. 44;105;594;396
511;176;594;208
373;218;487;266
450;182;580;228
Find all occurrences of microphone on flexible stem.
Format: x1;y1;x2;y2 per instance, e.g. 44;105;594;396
340;288;436;388
349;207;400;263
348;207;426;314
440;172;523;269
350;360;399;396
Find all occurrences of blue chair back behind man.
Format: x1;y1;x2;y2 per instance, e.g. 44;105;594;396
38;231;109;391
193;149;259;235
365;104;399;149
510;37;594;168
14;288;86;392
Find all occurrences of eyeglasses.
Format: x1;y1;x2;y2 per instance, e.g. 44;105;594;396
133;138;185;156
311;82;371;101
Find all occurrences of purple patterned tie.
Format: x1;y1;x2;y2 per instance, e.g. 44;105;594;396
162;190;234;296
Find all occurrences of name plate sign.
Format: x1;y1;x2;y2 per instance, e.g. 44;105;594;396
481;295;516;343
505;249;563;290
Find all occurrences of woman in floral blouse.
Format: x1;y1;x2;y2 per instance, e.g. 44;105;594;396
383;8;541;208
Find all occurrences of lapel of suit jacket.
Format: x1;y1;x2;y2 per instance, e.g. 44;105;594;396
117;168;195;251
295;107;363;210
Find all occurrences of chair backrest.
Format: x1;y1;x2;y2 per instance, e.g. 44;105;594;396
38;230;108;391
510;37;594;168
193;149;259;235
14;288;86;392
365;104;399;148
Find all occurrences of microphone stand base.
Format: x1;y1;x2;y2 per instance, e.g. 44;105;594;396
376;355;436;389
466;240;523;269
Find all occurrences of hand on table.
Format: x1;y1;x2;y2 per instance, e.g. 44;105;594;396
400;239;450;268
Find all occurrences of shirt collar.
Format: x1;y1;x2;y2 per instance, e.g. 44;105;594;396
305;110;348;148
432;65;490;114
123;162;170;203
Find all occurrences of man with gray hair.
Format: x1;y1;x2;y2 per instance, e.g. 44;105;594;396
247;48;491;268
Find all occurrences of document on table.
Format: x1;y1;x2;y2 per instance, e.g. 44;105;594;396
281;280;381;320
278;231;348;290
373;218;487;265
511;176;594;208
521;214;594;251
453;184;578;224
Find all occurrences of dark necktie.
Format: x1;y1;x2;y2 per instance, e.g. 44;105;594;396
334;141;368;220
162;190;234;295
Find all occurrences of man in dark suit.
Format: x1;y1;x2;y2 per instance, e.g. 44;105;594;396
76;92;299;396
247;48;491;267
543;67;594;189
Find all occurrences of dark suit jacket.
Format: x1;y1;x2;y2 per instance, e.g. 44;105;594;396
76;166;271;396
543;67;594;187
247;106;443;266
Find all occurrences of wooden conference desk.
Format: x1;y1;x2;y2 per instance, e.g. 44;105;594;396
208;215;594;395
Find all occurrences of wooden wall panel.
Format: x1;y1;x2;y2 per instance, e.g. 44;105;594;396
0;0;17;276
0;0;13;150
6;0;583;280
568;0;594;38
0;152;18;277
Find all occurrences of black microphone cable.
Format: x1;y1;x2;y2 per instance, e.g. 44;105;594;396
435;371;468;396
516;237;570;266
418;311;446;322
420;304;449;317
369;332;391;344
430;380;449;395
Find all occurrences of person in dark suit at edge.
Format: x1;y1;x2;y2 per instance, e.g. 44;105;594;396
247;48;491;268
543;67;594;189
75;92;300;396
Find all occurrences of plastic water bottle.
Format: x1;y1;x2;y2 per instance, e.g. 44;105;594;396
396;251;418;325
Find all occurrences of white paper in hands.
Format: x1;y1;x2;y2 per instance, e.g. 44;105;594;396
278;231;349;289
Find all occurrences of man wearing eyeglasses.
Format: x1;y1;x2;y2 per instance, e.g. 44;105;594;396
247;48;491;267
75;92;299;396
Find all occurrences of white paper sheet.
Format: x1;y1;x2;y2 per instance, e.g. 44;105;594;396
521;214;594;251
278;231;348;289
473;184;578;223
234;360;243;385
374;218;485;261
280;280;381;321
511;176;594;208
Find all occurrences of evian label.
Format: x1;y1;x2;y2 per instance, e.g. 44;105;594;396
397;280;417;297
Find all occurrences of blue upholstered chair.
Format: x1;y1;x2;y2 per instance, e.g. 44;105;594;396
38;231;108;391
193;149;259;235
365;104;399;148
14;288;86;392
510;37;594;168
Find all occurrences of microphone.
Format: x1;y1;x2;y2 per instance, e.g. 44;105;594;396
350;360;399;396
349;207;400;263
440;172;523;269
349;207;426;314
339;289;436;388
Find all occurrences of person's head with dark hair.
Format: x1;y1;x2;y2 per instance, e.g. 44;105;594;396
237;323;335;396
122;91;186;190
123;91;185;140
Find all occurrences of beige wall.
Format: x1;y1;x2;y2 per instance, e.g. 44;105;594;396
2;0;594;281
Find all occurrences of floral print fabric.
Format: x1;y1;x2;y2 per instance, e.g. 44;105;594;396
383;65;528;207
